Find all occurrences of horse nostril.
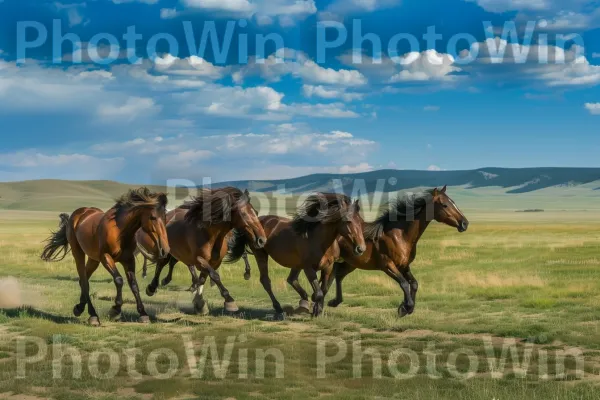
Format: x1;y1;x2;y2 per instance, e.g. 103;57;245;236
256;237;266;248
461;220;469;231
354;246;365;255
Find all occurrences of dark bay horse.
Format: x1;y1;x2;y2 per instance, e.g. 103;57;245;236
327;186;469;317
41;188;169;325
136;208;253;291
141;187;267;314
228;193;366;318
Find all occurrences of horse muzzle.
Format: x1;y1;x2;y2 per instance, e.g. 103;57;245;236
255;236;267;249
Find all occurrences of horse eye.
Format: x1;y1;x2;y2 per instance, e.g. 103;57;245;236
150;216;157;221
442;204;449;208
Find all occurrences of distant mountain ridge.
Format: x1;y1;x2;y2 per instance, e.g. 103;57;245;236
2;168;600;211
216;167;600;194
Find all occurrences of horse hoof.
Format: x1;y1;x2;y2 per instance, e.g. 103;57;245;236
274;312;286;321
146;286;156;297
73;305;84;317
224;301;239;313
328;300;342;308
88;317;101;327
193;297;209;315
244;272;251;281
295;300;311;314
398;304;413;318
160;278;170;287
108;307;122;321
139;315;151;324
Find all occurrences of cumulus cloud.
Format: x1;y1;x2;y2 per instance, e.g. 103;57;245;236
303;85;364;102
233;48;368;87
462;38;600;87
181;0;317;26
339;50;461;85
585;103;600;115
97;97;160;121
0;151;125;181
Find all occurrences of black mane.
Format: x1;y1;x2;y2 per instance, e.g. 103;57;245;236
364;189;434;241
291;193;355;237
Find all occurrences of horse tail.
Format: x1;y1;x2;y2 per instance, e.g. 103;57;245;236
41;213;71;262
224;229;249;264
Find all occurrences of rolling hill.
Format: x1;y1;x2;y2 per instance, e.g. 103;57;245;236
1;167;600;212
218;167;600;194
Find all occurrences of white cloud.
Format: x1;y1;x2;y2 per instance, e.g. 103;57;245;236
424;105;440;111
234;48;367;87
427;165;443;171
55;2;89;27
389;50;460;83
339;50;461;85
303;85;364;102
462;39;600;87
152;54;227;80
338;163;374;174
0;151;125;181
112;0;159;4
326;0;400;15
585;103;600;115
97;97;160;121
160;8;179;19
181;0;316;25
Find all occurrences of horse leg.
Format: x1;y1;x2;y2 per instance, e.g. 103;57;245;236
146;255;171;296
383;263;414;318
328;262;355;308
122;258;150;323
161;257;178;287
192;271;210;315
303;267;324;317
400;266;418;314
185;262;201;292
100;253;125;321
197;258;237;313
255;251;284;318
71;243;90;318
242;252;251;280
286;269;310;313
141;255;148;279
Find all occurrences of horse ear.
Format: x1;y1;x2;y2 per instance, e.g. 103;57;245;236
433;188;439;197
244;189;250;200
441;185;447;193
353;199;361;213
158;193;168;209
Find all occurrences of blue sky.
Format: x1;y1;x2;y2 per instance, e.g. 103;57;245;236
0;0;599;183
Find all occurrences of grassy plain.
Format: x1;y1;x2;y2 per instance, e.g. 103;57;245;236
1;189;600;399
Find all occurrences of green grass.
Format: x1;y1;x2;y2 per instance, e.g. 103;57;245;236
1;209;600;399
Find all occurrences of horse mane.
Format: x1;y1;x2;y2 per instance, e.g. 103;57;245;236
114;187;168;244
184;187;250;227
364;189;435;241
291;193;355;237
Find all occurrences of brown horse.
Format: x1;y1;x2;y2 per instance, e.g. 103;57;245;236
141;187;267;314
327;186;469;317
136;206;253;292
227;193;366;318
41;188;169;325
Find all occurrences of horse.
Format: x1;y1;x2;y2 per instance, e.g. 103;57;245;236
227;193;366;318
136;206;253;292
141;187;267;314
326;186;469;317
41;188;169;325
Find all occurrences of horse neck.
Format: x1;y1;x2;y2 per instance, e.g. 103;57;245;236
205;222;233;248
115;207;146;246
312;222;340;252
402;210;432;246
